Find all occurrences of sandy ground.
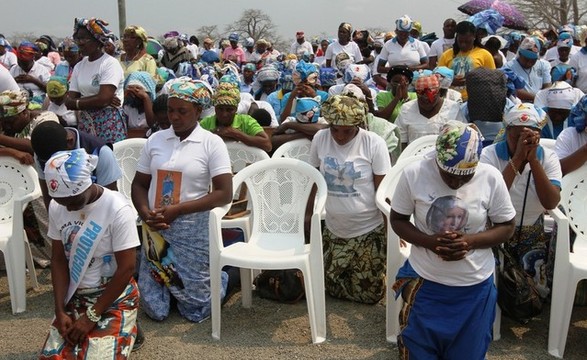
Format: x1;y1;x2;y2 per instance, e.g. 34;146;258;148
0;268;586;360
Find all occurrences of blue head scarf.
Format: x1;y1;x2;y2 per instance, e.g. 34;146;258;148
468;9;504;35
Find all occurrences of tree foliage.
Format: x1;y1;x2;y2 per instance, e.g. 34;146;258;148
511;0;587;29
196;25;220;42
225;9;277;43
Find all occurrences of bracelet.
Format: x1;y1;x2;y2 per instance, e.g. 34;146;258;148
76;99;80;110
508;159;520;176
86;305;101;323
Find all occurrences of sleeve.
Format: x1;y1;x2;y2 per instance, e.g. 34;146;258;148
242;115;264;135
324;43;334;61
390;168;415;216
486;167;516;223
483;50;496;69
239;49;246;64
95;146;123;186
428;40;441;58
479;147;500;169
135;137;153;175
543;149;562;188
144;56;158;79
69;63;81;93
99;57;124;88
437;50;452;67
541;61;552;84
418;42;428;60
38;66;51;82
47;202;61;240
353;43;364;63
378;43;390;66
207;136;232;178
308;131;322;168
199;116;215;131
370;135;392;175
554;129;576;159
395;106;408;143
375;91;387;109
110;203;141;252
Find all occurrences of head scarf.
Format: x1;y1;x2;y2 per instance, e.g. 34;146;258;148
44;149;98;198
280;70;295;92
168;79;212;108
243;63;256;72
518;37;541;60
164;31;179;39
244;37;254;47
124;25;148;48
436;121;483;176
201;50;220;64
74;17;112;45
228;32;239;42
60;37;79;52
334;52;352;75
551;64;576;84
387;65;414;83
219;73;241;89
504;103;547;129
500;67;526;96
46;76;69;98
556;32;573;49
468;9;504;35
321;94;367;126
257;66;280;83
569;95;587;132
412;21;422;34
395;15;413;32
545;81;578;110
293;60;318;85
341;83;366;101
294;96;321;123
163;36;180;51
415;75;440;103
339;23;352;34
319;67;338;87
17;41;38;61
0;90;29;118
343;64;372;84
35;41;48;52
433;67;455;89
39;35;57;52
124;71;157;101
213;82;240;107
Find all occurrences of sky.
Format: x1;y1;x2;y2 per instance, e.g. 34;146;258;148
2;0;469;44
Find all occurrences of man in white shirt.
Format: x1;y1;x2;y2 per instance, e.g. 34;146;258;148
429;18;456;69
290;31;313;59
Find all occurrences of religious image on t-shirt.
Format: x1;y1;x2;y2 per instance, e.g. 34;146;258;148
155;169;182;207
323;157;361;195
142;226;184;289
425;195;469;234
62;223;82;255
452;55;474;81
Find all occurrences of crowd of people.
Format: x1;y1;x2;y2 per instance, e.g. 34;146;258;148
1;10;587;359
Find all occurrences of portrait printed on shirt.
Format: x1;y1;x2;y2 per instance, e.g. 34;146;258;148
425;195;469;234
323;157;361;196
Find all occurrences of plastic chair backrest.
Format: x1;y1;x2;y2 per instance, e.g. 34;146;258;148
560;163;587;253
271;138;313;163
232;158;327;251
398;135;437;162
225;141;270;173
112;138;147;204
0;157;40;224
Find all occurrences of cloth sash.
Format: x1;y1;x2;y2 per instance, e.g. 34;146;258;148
64;192;121;304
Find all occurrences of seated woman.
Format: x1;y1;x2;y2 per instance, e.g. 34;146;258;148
481;104;561;297
10;41;50;105
39;149;140;359
390;122;515;359
132;79;233;322
200;82;272;152
280;61;328;123
555;95;587;175
309;94;392;304
374;65;417;123
123;71;157;138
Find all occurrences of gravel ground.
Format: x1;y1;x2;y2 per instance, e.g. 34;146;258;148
0;269;586;360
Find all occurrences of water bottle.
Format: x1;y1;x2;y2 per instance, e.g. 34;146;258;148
101;255;115;284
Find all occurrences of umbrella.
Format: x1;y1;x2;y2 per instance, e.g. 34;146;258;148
146;38;162;57
458;0;528;31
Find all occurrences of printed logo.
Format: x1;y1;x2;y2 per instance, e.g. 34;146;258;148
49;179;59;192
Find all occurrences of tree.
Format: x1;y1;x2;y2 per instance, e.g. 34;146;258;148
196;25;220;42
225;9;277;43
511;0;587;29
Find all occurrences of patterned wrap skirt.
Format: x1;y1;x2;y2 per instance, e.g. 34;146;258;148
79;107;127;144
40;278;139;360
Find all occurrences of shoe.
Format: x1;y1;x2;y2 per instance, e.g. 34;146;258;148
132;322;145;352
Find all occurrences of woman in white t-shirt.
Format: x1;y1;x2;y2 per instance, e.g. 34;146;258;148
39;149;140;359
390;122;515;358
377;15;429;74
64;18;127;143
132;79;233;322
309;94;391;304
324;22;364;68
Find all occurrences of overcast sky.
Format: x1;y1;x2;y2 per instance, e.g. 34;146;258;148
3;0;468;43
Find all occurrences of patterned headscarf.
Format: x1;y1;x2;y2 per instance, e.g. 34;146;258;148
545;82;578;110
213;82;240;107
504;103;547;129
319;67;338;87
124;25;148;48
17;41;38;61
436;121;483;176
74;17;112;45
257;66;280;83
433;67;455;89
321;94;367;126
46;76;69;98
334;52;352;75
294;97;321;123
343;64;372;84
163;36;180;51
415;75;441;103
567;96;587;132
293;60;319;85
60;37;79;52
124;71;157;101
219;73;241;89
0;90;29;118
168;79;212;108
468;9;504;35
44;149;98;198
395;15;414;32
339;22;352;34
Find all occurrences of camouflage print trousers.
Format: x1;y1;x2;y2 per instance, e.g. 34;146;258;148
323;224;386;304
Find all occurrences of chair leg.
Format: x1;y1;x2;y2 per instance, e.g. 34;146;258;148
240;268;253;308
23;232;38;288
304;261;326;344
210;258;223;341
493;304;502;341
6;237;27;314
548;274;577;358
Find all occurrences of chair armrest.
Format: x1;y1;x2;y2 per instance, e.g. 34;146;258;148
548;207;570;258
210;203;233;254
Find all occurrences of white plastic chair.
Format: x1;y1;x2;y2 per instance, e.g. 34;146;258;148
223;142;270;242
271;138;313;163
210;158;327;344
112;138;146;218
376;155;502;343
0;157;42;314
547;164;587;358
397;135;437;162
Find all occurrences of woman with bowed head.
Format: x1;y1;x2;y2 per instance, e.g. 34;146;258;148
390;122;515;359
39;149;140;359
65;18;127;143
131;79;233;322
308;94;391;304
377;15;429;74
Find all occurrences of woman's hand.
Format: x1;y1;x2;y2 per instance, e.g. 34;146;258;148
14;74;35;84
395;77;409;101
143;208;171;230
64;314;96;345
514;128;540;162
434;231;469;261
55;310;74;340
157;204;182;225
215;126;241;140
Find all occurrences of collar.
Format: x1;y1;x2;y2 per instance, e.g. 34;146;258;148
495;139;544;161
165;123;203;143
392;37;415;44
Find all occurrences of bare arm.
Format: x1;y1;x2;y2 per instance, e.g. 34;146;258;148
64;85;118;111
0;134;33;153
216;127;272;152
559;144;587;176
